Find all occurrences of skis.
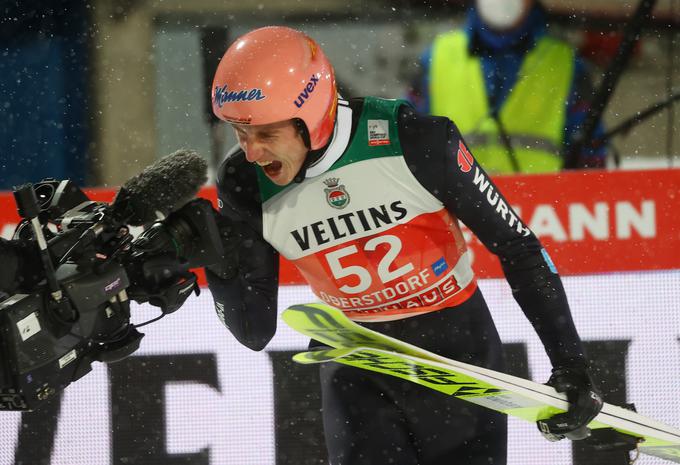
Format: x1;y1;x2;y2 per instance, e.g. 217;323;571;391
282;302;680;464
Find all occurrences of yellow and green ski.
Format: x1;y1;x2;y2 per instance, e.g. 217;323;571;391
282;303;680;464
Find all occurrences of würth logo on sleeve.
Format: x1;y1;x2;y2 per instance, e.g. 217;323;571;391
457;140;474;172
323;178;350;209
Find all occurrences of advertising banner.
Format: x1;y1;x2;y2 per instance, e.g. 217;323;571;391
2;169;679;281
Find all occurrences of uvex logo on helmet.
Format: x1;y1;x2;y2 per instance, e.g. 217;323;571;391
293;74;320;108
213;84;266;108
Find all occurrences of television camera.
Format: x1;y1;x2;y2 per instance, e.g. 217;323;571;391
0;151;225;411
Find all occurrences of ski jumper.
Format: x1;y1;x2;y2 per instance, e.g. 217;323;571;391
207;97;586;465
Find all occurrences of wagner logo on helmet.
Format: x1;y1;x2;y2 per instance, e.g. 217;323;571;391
294;74;320;108
213;84;266;108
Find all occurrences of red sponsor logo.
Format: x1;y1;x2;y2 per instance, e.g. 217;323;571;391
457;140;474;173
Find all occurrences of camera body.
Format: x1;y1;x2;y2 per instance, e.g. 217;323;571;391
0;179;223;411
0;261;134;410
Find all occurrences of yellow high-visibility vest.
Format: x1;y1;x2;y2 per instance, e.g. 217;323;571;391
430;30;574;174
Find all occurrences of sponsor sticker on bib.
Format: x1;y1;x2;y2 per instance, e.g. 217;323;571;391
368;119;390;146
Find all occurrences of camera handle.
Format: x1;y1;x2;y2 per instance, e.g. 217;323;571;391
13;184;77;325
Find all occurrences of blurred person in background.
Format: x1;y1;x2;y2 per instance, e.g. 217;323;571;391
407;0;606;174
206;26;602;465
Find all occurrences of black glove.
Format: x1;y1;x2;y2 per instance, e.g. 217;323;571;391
128;255;200;313
126;253;200;314
537;360;603;441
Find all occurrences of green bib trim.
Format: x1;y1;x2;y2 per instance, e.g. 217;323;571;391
257;97;408;202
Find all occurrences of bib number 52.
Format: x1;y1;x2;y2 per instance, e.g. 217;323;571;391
324;235;414;294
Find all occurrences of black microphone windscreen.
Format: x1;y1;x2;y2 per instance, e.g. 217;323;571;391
112;149;208;225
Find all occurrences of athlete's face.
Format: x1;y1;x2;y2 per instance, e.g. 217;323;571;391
232;119;309;186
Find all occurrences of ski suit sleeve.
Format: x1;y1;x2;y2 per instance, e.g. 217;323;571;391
398;106;586;367
206;150;279;351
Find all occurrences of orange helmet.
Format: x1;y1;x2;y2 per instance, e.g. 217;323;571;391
212;26;338;150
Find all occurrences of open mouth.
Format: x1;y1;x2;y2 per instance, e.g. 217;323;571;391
259;160;283;177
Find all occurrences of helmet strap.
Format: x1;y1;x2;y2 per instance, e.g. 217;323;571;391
294;118;311;149
292;120;332;184
292;118;313;184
